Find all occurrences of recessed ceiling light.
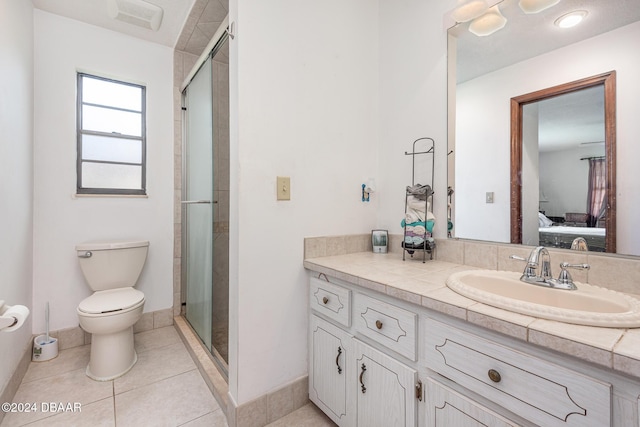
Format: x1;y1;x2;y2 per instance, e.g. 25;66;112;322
555;10;588;29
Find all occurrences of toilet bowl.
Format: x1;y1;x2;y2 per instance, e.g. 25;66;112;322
76;240;148;381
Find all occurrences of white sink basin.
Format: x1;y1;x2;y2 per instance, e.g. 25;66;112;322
446;270;640;327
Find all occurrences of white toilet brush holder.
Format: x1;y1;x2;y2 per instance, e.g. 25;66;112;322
33;302;58;362
32;335;58;362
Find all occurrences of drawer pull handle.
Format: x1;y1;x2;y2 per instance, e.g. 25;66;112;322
375;320;383;329
359;363;367;393
336;347;342;374
488;369;501;383
322;296;329;304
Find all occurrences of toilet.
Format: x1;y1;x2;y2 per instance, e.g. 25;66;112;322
76;240;148;381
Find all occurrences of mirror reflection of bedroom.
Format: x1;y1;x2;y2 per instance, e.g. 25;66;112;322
523;85;607;252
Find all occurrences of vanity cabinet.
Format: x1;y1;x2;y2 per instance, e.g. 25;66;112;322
307;273;631;427
309;278;419;427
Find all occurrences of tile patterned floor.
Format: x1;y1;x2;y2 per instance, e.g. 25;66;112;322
1;327;224;427
1;326;334;427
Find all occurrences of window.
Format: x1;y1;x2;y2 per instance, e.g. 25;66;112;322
77;73;146;195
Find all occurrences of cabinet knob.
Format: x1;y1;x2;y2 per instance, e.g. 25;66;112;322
488;369;501;383
375;320;383;330
322;296;329;304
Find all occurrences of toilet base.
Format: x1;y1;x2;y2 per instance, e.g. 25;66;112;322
86;326;137;381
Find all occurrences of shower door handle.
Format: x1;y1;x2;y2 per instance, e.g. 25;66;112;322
181;200;217;204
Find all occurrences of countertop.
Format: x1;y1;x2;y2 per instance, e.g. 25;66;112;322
304;251;640;380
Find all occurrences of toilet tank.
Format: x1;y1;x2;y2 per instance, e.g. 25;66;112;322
76;240;149;291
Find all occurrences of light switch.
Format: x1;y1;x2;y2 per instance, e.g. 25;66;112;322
486;192;494;203
277;176;291;201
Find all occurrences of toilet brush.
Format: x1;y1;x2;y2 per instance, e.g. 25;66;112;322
33;301;58;361
45;302;51;343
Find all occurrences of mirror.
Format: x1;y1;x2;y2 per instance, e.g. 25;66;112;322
448;0;640;256
510;72;615;252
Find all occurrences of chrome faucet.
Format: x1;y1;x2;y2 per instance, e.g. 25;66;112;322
510;246;588;290
510;246;552;284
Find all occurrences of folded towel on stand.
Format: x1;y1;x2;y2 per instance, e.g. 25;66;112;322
401;219;435;233
407;196;432;213
406;184;433;200
405;209;425;224
412;225;427;235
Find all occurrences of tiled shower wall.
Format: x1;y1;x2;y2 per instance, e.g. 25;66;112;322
172;49;198;316
172;0;230;318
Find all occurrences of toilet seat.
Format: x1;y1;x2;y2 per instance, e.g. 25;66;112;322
78;288;145;315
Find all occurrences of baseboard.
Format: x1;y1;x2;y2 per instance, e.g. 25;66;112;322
229;375;310;427
0;341;32;425
32;308;174;352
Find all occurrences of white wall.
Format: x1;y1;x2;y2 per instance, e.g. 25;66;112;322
455;21;640;255
0;0;34;396
32;11;175;333
229;0;380;404
539;146;604;218
227;0;454;406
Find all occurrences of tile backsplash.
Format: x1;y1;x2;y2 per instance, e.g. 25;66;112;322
304;235;640;298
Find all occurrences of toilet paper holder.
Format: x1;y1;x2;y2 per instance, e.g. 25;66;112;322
0;300;30;332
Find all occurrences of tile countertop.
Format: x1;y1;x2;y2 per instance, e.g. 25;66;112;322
303;251;640;380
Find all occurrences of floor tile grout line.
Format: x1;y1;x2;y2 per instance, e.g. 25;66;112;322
113;366;200;397
113;381;118;427
175;407;225;427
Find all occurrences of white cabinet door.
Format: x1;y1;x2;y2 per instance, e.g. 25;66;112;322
354;339;417;427
309;315;353;426
427;378;520;427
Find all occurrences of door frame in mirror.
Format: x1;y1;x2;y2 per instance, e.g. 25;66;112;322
510;71;617;252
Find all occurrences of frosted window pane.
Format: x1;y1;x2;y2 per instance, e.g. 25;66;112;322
82;163;142;190
82;76;142;111
82;135;141;164
83;105;142;136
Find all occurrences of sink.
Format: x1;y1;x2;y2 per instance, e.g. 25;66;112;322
446;270;640;327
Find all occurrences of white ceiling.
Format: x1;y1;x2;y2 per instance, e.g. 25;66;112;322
451;0;640;84
450;0;639;152
535;85;604;152
32;0;196;48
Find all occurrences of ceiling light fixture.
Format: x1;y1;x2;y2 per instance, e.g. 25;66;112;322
518;0;561;14
469;5;507;37
451;0;489;23
555;10;588;28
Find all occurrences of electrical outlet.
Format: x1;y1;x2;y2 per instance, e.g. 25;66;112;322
486;192;494;203
277;176;290;200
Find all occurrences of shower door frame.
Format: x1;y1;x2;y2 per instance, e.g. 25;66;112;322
181;32;230;381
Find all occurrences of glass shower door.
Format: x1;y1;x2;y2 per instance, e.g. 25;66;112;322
183;58;214;351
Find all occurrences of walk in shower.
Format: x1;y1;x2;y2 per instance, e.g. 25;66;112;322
181;34;230;377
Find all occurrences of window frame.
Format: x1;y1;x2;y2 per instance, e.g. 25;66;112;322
76;72;147;195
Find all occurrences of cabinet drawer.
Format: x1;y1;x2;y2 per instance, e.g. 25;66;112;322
310;277;351;327
425;318;611;427
354;293;417;361
427;378;518;427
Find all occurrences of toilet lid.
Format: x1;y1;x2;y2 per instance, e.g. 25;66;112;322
78;288;145;314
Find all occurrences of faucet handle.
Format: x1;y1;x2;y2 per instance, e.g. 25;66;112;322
510;255;536;278
555;262;590;288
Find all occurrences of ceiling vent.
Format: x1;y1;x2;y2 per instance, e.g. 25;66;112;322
107;0;164;31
